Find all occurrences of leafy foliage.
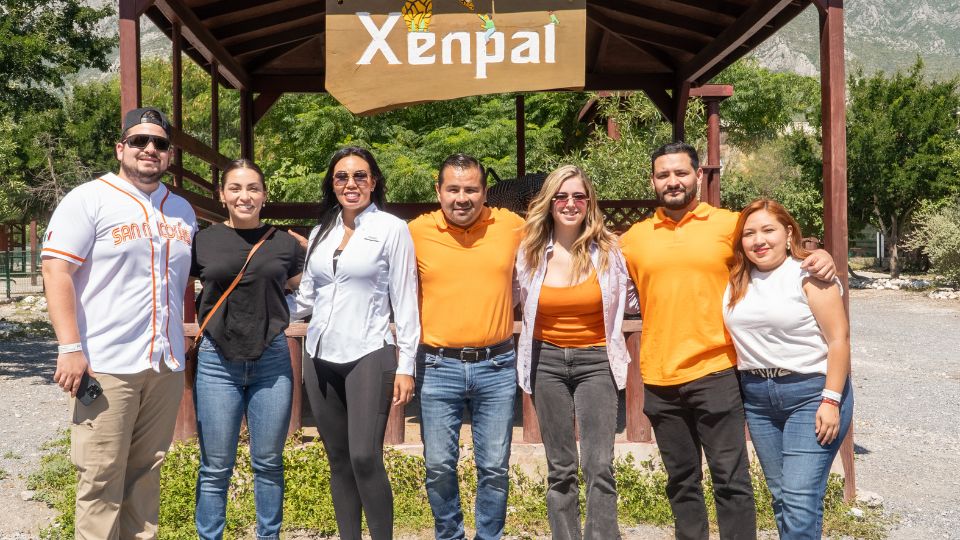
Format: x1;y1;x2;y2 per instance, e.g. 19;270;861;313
722;138;824;236
905;199;960;282
789;58;960;275
713;58;819;150
0;0;114;117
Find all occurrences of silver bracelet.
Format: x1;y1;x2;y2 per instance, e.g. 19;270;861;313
57;343;83;354
821;388;842;402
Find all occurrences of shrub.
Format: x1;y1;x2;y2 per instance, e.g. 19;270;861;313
906;200;960;283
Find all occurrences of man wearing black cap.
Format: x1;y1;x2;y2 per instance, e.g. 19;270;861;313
42;107;197;539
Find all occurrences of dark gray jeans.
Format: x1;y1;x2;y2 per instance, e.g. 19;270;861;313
531;341;620;540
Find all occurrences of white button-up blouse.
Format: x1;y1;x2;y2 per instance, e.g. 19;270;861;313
514;239;639;394
288;204;420;375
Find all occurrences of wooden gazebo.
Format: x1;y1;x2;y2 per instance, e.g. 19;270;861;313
116;0;853;498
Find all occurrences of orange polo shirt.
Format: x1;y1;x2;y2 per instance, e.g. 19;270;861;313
408;206;524;348
620;202;739;386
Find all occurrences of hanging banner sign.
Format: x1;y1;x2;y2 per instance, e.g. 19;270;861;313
325;0;586;114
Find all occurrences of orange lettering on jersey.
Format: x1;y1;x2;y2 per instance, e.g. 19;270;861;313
112;221;155;247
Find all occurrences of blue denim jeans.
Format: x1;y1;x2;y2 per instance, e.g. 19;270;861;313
740;372;853;540
416;349;518;540
194;333;293;540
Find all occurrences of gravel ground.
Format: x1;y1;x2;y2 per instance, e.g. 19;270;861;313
0;288;957;539
847;288;960;539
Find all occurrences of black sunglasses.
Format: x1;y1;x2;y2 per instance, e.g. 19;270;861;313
123;134;171;152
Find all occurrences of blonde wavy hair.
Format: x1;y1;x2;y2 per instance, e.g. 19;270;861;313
520;165;616;283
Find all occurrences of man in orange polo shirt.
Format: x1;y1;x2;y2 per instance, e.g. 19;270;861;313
620;142;835;540
409;153;525;540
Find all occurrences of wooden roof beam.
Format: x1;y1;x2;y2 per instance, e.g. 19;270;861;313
211;3;325;41
227;24;319;57
588;6;704;54
245;39;313;71
662;0;743;18
679;0;797;84
135;0;155;17
153;0;251;90
252;75;325;93
589;0;725;38
193;0;278;21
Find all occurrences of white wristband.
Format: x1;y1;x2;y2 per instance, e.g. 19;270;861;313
58;343;83;354
821;389;842;402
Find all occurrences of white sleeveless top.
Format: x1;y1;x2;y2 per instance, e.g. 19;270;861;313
722;256;842;374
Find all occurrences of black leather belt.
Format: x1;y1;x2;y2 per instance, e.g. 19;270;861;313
418;339;515;363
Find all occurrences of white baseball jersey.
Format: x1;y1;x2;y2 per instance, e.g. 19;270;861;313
42;173;197;374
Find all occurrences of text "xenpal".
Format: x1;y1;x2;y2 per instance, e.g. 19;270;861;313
355;12;557;79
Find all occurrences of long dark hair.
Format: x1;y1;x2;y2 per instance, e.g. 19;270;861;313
307;147;387;258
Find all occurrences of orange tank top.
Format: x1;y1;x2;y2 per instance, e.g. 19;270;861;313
533;270;606;348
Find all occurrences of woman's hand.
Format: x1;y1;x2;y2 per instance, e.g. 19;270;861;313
815;401;841;445
287;229;308;251
393;374;415;406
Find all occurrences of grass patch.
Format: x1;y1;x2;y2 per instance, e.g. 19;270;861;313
29;432;888;539
4;450;22;459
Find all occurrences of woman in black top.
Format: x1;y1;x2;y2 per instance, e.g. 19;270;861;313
190;159;304;540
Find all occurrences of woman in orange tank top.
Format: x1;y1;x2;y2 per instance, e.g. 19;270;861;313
515;165;637;540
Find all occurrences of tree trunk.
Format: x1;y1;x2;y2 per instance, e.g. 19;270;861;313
889;214;900;278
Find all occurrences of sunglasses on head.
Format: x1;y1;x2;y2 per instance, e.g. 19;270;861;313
123;134;171;152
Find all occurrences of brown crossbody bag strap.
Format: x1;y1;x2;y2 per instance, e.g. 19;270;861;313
192;226;276;348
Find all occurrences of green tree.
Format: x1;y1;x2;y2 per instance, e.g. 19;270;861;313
0;0;114;117
721;138;823;236
714;59;819;149
790;59;960;277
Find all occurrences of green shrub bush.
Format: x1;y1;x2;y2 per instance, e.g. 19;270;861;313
906;200;960;283
29;432;887;539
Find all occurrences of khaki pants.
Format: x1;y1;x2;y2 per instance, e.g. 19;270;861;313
70;364;184;540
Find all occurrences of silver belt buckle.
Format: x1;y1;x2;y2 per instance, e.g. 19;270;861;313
460;349;480;362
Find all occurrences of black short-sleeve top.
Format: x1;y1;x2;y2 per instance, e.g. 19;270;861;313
191;223;305;361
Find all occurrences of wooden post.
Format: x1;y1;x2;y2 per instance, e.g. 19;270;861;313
118;0;141;117
171;21;183;188
384;345;406;444
625;332;652;442
690;85;734;207
672;82;691;142
210;61;220;193
239;89;254;160
818;0;855;503
522;393;542;443
516;94;526;179
29;220;37;286
287;337;304;437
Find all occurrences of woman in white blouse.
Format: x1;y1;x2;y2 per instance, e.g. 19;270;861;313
723;198;852;540
515;165;637;540
289;147;419;540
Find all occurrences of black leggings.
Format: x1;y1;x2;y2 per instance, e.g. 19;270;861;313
303;345;397;540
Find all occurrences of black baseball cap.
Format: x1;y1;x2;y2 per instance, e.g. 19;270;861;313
122;107;171;138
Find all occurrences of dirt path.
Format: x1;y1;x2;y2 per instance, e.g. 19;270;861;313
1;290;958;539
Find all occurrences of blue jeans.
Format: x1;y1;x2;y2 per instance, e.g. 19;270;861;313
740;372;853;540
194;333;293;540
416;349;517;540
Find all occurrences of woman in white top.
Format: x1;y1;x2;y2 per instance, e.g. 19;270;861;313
515;165;637;540
722;198;853;540
288;146;419;540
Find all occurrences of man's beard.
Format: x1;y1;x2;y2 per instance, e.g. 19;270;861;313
657;186;697;210
121;160;165;184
